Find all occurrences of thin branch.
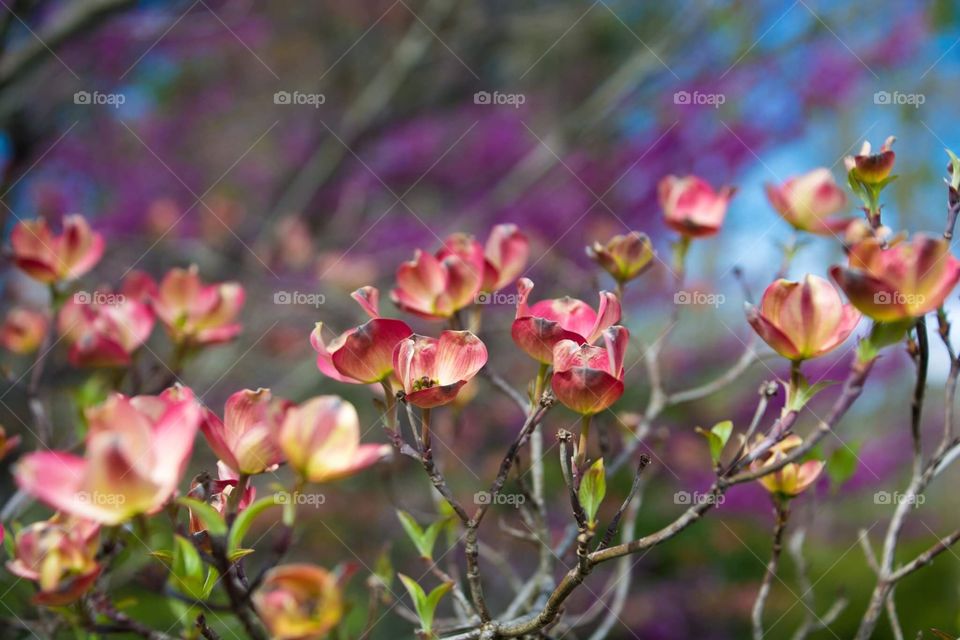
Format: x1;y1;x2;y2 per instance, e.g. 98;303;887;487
597;454;650;550
752;503;789;640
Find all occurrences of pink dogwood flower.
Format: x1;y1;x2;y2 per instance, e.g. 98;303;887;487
765;168;852;235
659;175;736;238
152;265;244;345
57;273;156;368
438;224;530;293
390;245;485;319
746;275;861;361
253;564;343;640
830;234;960;322
201;388;291;476
0;308;48;354
393;331;488;408
14;387;202;524
280;395;390;483
551;326;629;415
6;514;101;605
9;214;104;283
511;278;620;364
311;287;413;384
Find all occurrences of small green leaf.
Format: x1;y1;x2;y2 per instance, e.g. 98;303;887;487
227;548;255;563
398;573;451;634
826;442;861;491
150;550;174;565
697;420;733;464
786;379;839;412
858;319;914;363
200;567;220;599
578;458;606;527
177;497;227;537
396;511;448;560
227;496;279;556
948;149;960;191
168;535;210;600
372;547;394;590
423;582;453;630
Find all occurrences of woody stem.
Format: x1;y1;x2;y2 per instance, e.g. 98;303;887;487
421;408;432;453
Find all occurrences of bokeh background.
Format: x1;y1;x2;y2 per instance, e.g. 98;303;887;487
1;1;960;638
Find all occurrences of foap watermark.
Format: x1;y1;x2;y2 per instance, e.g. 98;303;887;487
74;90;126;108
873;91;925;109
474;90;526;109
674;491;724;506
274;291;326;308
474;491;525;508
76;491;126;506
274;90;326;108
474;291;521;305
674;290;725;308
274;491;326;507
673;90;726;108
874;291;925;306
74;291;126;306
874;491;925;506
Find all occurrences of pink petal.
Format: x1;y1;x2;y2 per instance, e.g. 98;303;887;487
435;330;487;386
586;291;621;343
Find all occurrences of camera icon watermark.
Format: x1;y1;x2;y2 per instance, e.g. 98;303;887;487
473;90;526;109
473;491;525;508
274;90;326;108
673;90;726;109
873;291;924;306
274;491;326;507
674;290;725;308
74;90;126;108
273;291;326;308
76;491;126;506
474;291;520;305
873;91;925;109
74;291;126;306
674;491;724;506
874;491;925;506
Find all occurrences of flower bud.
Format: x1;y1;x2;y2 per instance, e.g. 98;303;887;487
749;435;823;498
764;168;851;235
844;136;896;185
253;564;343;640
0;308;48;354
659;175;735;238
586;231;656;284
746;275;860;361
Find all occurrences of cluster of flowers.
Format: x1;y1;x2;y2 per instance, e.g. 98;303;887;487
2;215;243;364
3;134;960;638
